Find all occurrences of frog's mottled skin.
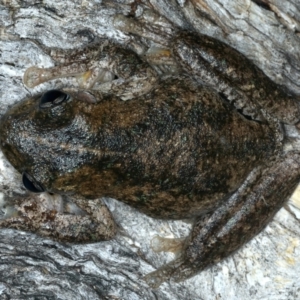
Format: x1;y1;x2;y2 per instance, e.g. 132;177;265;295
0;78;279;217
1;13;300;287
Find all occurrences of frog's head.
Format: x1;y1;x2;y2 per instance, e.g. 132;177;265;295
0;90;92;194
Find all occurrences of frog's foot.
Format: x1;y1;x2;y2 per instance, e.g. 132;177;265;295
151;235;185;253
144;256;185;288
144;46;171;63
24;43;158;100
143;236;187;288
23;63;93;89
23;66;50;88
0;193;116;243
145;234;213;288
24;64;115;90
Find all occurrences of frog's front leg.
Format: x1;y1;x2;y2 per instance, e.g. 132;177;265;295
90;45;158;100
23;43;158;100
144;152;300;288
23;42;110;88
0;194;116;243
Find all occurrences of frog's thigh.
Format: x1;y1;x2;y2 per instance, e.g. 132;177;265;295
144;152;300;287
172;33;300;125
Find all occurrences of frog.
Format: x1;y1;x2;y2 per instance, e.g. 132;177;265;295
1;11;300;288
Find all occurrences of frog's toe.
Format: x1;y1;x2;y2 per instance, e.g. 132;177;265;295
143;235;192;287
143;263;174;288
23;66;45;88
151;235;184;253
143;256;187;288
143;268;170;289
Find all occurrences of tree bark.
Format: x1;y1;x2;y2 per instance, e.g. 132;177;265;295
0;1;300;299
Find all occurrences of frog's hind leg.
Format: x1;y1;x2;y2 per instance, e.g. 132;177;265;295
171;32;300;125
114;13;300;124
144;152;300;287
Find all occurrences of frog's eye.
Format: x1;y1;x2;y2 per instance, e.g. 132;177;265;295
22;172;45;193
39;90;70;109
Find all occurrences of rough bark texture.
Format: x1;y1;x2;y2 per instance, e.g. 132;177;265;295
1;1;300;299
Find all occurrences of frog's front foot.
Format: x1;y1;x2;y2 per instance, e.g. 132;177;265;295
23;65;98;89
0;193;117;243
23;66;48;88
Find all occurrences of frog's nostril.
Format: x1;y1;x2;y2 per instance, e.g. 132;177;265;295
39;90;70;109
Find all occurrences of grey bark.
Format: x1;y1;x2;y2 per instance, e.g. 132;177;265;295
0;0;300;299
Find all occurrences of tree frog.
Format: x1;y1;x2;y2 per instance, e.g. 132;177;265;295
0;12;300;288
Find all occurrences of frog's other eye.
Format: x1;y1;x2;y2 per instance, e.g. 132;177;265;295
22;172;45;193
39;90;70;109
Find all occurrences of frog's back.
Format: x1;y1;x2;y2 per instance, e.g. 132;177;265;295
0;78;279;219
68;78;278;218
